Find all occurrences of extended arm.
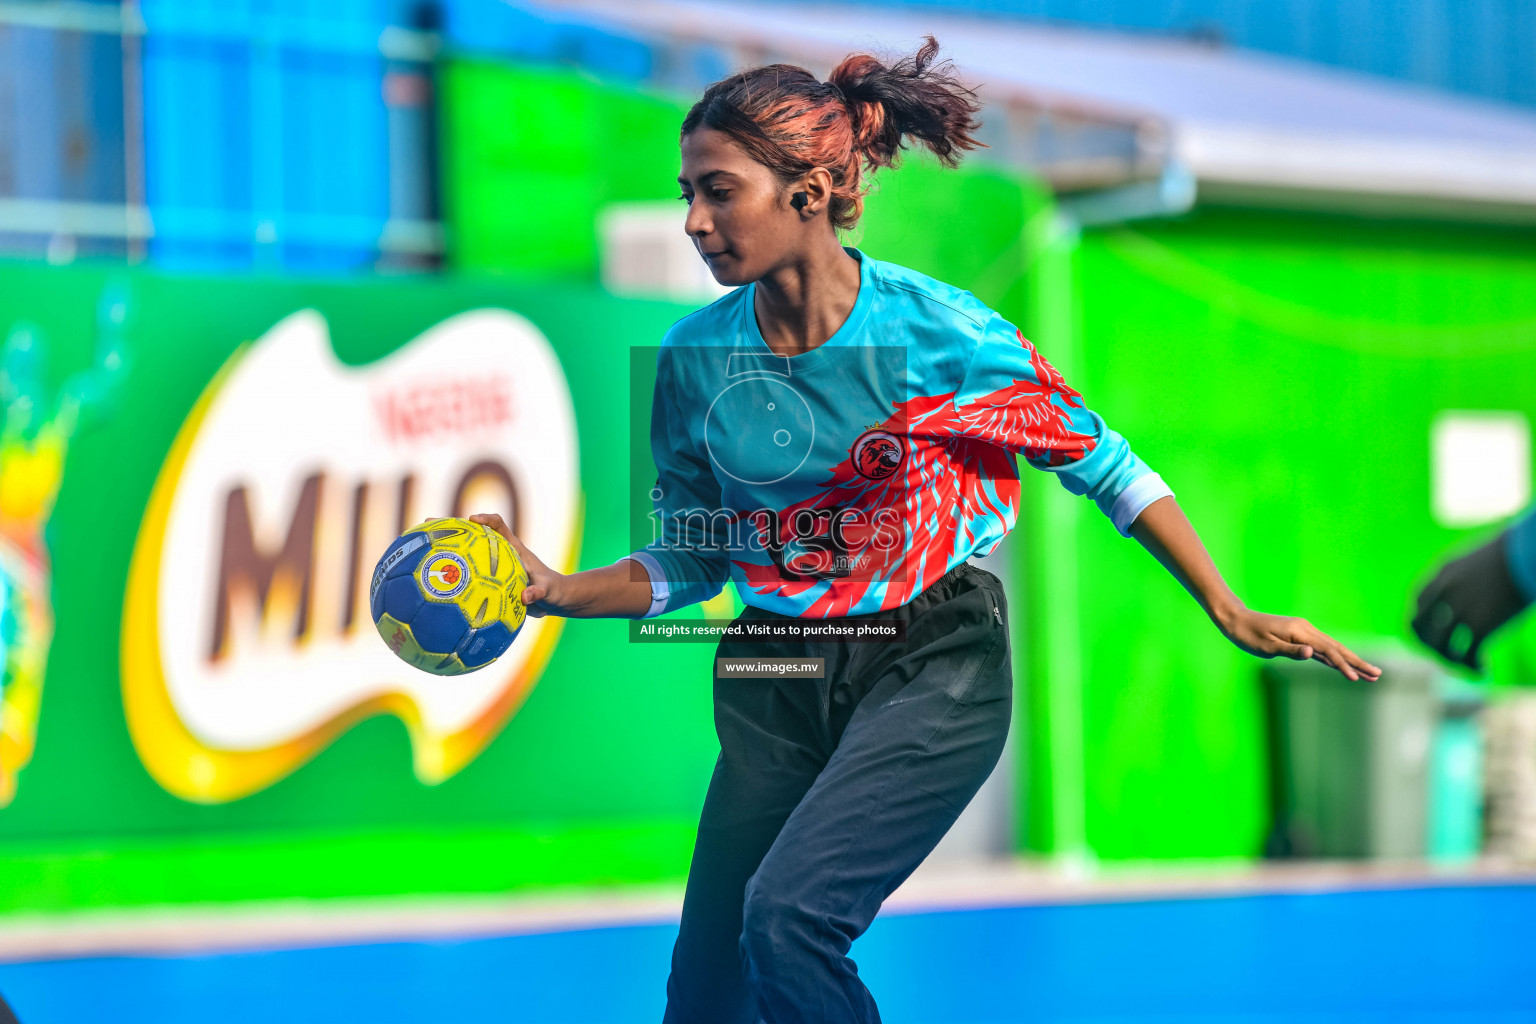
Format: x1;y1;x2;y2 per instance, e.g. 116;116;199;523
468;513;653;619
1129;497;1380;681
464;348;726;622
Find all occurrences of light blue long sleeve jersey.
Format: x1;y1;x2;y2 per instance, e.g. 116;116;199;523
628;248;1172;619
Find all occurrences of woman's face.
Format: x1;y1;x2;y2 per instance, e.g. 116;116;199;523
678;127;805;287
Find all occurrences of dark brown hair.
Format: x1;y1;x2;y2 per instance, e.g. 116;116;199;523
680;37;984;229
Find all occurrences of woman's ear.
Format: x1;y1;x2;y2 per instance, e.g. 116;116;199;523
797;167;835;216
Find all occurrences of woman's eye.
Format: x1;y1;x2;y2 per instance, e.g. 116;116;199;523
711;190;729;201
677;193;692;204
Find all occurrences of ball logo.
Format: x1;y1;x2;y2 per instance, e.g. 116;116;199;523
851;429;904;481
421;553;469;599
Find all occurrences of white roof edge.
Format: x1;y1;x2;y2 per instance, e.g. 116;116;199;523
1179;125;1536;206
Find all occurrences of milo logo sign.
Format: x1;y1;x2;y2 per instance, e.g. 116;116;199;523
121;309;579;802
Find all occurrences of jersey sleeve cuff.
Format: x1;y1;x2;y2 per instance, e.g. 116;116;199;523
1110;473;1174;537
621;551;671;618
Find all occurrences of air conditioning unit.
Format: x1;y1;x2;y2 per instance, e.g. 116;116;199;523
599;201;730;304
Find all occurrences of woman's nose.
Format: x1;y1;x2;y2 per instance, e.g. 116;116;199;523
684;202;710;238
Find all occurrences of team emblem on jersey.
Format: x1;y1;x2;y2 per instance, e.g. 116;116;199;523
851;428;904;481
421;551;470;599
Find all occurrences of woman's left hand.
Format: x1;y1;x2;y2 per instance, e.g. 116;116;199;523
1129;499;1383;682
1219;608;1382;681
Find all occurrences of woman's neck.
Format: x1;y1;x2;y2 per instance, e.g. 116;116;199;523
752;237;862;358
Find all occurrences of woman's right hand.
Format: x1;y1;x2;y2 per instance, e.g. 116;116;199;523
467;513;568;618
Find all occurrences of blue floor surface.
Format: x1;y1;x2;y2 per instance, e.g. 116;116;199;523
2;883;1533;1023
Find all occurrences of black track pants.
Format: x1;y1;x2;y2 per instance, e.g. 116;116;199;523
663;562;1013;1024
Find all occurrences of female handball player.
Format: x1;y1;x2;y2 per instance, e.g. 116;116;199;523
473;38;1380;1024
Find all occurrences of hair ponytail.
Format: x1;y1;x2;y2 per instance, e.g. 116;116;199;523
829;37;982;172
681;36;983;229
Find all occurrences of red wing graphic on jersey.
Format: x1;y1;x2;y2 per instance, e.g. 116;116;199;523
958;332;1096;467
735;331;1098;616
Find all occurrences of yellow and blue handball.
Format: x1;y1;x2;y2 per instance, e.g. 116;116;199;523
370;517;530;675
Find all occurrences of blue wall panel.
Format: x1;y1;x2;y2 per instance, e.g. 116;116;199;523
0;23;129;259
142;0;391;272
136;0;660;273
142;34;254;270
278;47;388;270
0;25;126;204
0;26;62;202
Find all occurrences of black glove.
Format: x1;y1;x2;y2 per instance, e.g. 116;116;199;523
1412;530;1531;670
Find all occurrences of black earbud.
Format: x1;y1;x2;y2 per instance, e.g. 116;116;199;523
791;191;809;211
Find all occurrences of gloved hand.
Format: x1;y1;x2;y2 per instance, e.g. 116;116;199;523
1413;530;1532;670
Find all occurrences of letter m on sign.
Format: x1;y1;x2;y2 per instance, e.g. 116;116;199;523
208;474;323;662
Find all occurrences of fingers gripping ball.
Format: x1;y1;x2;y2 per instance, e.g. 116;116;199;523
370;517;530;675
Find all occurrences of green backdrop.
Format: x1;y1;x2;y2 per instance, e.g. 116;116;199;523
0;266;724;912
442;60;693;277
1033;209;1536;859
